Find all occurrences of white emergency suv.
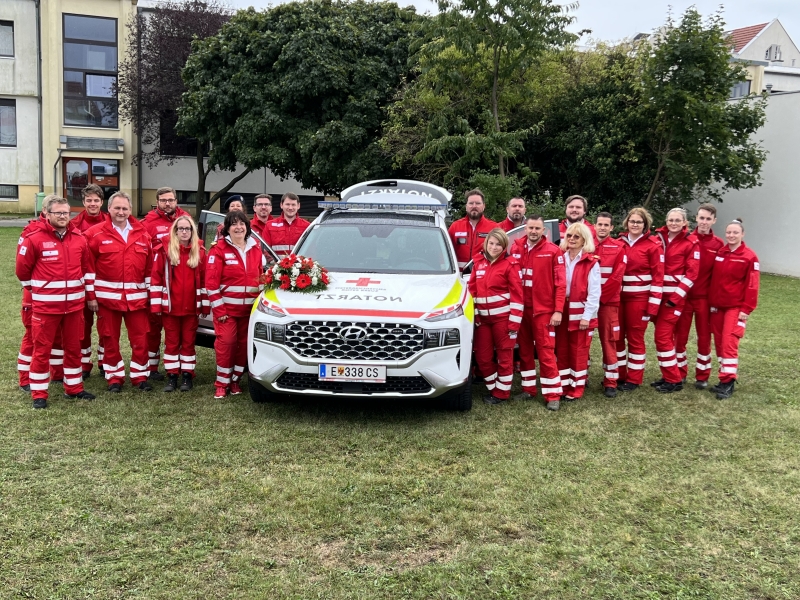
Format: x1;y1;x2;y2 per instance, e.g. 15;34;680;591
241;179;475;410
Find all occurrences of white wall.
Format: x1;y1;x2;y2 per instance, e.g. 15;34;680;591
687;91;800;277
739;20;800;67
0;0;38;97
0;96;39;187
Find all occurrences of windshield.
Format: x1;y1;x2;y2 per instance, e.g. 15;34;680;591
296;223;455;274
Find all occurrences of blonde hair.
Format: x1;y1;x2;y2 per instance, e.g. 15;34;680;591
168;216;200;268
560;222;595;253
666;207;688;223
483;228;509;257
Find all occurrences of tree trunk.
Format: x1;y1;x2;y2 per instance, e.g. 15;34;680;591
195;145;208;217
492;46;505;178
644;137;669;208
203;167;256;211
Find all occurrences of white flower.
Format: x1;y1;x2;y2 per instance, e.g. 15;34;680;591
312;276;318;285
290;277;297;287
291;267;300;277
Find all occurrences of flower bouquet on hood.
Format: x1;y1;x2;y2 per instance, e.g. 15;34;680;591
261;254;330;293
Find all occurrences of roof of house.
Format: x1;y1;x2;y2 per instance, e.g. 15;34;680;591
727;22;770;53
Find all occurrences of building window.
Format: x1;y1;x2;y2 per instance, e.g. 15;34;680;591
0;184;19;200
0;99;16;146
177;190;210;206
63;14;118;128
730;80;751;99
0;21;13;57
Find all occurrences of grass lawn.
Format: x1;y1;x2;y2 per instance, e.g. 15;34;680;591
1;226;799;599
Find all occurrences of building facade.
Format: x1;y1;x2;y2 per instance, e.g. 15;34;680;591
729;20;800;95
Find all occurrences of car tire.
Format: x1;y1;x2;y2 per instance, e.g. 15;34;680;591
249;378;279;404
441;378;473;411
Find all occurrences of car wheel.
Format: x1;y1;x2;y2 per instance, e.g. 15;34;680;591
249;378;279;403
441;378;473;411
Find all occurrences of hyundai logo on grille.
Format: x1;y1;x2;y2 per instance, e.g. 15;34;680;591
339;326;369;342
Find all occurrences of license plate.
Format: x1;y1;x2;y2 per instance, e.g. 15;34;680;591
319;364;387;383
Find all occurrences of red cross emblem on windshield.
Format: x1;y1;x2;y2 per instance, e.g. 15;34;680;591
346;278;381;287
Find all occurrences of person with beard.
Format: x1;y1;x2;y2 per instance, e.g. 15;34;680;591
498;197;526;232
250;194;273;239
448;189;498;271
559;195;596;240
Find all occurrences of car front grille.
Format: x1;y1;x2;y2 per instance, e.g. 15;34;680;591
275;372;433;395
284;321;424;361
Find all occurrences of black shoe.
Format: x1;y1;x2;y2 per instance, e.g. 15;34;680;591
164;374;178;393
650;378;665;388
709;382;723;393
82;371;91;381
108;383;122;393
604;387;617;398
655;381;684;394
99;365;104;376
20;384;31;393
716;381;735;400
618;382;639;392
483;394;506;405
32;399;47;409
65;390;96;400
562;396;577;402
137;381;153;392
546;400;560;411
694;380;708;390
179;372;193;392
149;370;165;381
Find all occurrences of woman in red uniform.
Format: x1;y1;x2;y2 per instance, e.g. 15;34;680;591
708;219;759;399
616;207;664;392
150;216;209;392
651;208;700;393
468;229;524;405
206;210;265;399
555;223;601;402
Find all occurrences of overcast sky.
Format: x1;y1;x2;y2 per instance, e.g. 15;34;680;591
220;0;800;46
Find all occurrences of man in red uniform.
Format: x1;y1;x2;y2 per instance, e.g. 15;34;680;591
448;189;498;271
16;195;95;408
559;195;596;240
262;193;310;258
85;191;154;392
498;197;526;232
510;215;566;411
250;194;273;239
675;203;725;389
594;212;626;397
71;184;110;379
141;186;189;380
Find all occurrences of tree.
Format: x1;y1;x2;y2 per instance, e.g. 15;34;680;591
116;0;235;213
640;8;767;210
178;0;422;201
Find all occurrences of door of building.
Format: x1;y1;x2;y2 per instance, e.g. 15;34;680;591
63;157;120;207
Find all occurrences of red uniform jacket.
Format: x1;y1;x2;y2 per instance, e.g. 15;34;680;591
16;219;91;314
468;253;524;332
595;236;626;306
655;226;700;309
709;242;760;314
262;214;311;258
18;214;48;310
559;218;596;240
566;253;600;331
510;236;566;316
448;215;498;270
687;229;725;299
498;218;524;233
141;207;190;248
250;215;273;240
85;218;153;312
205;236;264;318
619;231;664;316
71;210;110;233
150;244;209;316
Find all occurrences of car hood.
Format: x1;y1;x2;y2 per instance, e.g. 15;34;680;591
262;272;471;321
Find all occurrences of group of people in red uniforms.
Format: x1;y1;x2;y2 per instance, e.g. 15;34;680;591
454;190;760;410
16;185;309;409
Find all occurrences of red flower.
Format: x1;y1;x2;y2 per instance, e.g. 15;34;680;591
263;270;274;284
321;272;330;285
279;257;294;269
296;274;312;289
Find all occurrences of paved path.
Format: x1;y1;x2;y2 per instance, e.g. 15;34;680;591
0;219;31;227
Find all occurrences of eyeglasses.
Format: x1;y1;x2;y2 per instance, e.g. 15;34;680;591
565;233;582;239
254;203;271;208
628;220;644;225
666;219;684;224
176;227;192;232
49;211;70;217
158;199;178;203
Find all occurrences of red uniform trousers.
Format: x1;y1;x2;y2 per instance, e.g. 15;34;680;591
213;315;249;388
654;303;683;384
162;314;199;376
711;308;745;384
555;302;594;399
147;312;163;373
97;307;150;386
675;297;713;382
29;311;85;400
616;300;650;386
80;303;104;375
597;304;620;389
474;320;515;400
518;312;563;402
19;307;64;386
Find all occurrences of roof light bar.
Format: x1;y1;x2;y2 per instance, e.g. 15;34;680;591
318;201;450;211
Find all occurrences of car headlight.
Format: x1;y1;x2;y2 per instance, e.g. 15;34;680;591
256;296;287;318
423;328;460;349
254;321;286;344
425;305;464;322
